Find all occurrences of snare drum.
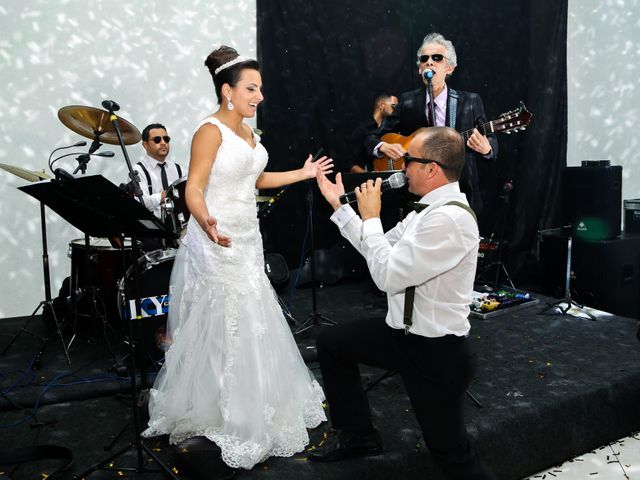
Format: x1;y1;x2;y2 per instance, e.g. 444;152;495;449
164;176;190;234
118;249;176;363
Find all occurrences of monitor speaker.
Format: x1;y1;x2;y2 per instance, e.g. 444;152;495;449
563;163;621;241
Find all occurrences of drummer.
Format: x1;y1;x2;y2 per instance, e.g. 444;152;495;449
132;123;183;218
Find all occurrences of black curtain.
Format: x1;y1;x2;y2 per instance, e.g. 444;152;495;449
257;0;567;284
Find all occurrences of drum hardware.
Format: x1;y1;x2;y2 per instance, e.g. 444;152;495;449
20;100;178;478
161;176;190;242
0;164;71;369
1;200;71;368
67;238;134;356
76;238;179;480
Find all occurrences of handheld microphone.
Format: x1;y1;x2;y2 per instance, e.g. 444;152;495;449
101;99;120;112
422;69;435;81
339;172;406;205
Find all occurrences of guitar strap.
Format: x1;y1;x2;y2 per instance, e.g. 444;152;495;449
403;200;477;333
448;89;458;129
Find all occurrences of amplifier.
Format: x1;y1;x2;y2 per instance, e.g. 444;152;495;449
624;199;640;234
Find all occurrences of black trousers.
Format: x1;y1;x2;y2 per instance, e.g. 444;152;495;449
316;317;496;480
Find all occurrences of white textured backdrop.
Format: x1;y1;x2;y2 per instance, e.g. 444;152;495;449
2;1;639;317
0;0;256;317
567;0;640;200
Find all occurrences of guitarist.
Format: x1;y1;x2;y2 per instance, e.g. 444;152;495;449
345;90;398;173
366;32;498;213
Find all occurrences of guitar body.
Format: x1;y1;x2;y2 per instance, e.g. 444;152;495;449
373;132;416;171
372;103;533;172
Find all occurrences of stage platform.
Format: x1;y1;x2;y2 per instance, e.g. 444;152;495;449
1;279;639;479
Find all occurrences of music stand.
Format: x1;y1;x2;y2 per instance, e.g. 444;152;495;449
20;175;178;479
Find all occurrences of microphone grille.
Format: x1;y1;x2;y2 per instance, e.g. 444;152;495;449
388;172;407;188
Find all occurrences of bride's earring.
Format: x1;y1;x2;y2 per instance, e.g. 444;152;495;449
226;96;234;111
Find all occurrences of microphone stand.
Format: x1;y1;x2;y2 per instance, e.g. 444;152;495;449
425;73;436;127
475;182;516;290
295;181;337;334
75;100;179;480
258;186;298;327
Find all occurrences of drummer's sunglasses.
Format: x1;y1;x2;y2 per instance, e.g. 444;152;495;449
151;136;171;144
418;54;446;63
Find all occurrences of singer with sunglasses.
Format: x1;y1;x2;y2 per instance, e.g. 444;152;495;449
130;123;184;219
366;32;498;214
312;126;496;479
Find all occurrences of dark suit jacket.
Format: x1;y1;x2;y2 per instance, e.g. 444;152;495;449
365;87;498;213
344;118;378;172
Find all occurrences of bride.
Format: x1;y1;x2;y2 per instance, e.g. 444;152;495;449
143;45;330;473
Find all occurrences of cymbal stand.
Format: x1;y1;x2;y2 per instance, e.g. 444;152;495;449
295;182;337;334
2;201;71;367
538;227;596;320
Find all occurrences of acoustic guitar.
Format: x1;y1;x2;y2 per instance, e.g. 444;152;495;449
373;102;533;171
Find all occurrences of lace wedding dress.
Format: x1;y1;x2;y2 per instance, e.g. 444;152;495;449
143;117;326;469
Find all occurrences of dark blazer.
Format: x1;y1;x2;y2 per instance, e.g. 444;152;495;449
365;87;498;213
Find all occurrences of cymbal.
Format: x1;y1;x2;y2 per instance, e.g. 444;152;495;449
58;105;141;145
0;163;51;182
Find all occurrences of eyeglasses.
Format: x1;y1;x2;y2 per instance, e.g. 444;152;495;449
418;54;446;63
403;154;450;169
151;136;171;144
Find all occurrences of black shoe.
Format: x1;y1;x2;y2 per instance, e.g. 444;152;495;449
307;429;383;462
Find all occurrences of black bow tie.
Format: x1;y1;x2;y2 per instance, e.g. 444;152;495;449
413;202;428;213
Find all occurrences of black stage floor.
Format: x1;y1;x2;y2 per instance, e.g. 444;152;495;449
1;279;639;480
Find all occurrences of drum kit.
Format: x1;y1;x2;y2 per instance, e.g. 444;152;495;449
1;102;188;369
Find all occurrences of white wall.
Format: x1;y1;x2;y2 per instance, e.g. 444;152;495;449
567;0;640;202
0;0;256;318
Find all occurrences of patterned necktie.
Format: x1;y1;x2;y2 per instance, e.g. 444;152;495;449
413;202;428;213
159;163;169;190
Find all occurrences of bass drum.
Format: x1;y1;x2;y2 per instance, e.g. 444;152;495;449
118;249;176;366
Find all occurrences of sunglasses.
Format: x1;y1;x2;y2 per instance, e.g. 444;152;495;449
151;136;171;144
418;54;446;63
403;154;450;169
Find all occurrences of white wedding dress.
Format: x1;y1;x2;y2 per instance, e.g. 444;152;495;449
143;117;326;469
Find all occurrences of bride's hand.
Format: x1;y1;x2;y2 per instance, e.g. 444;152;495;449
201;216;231;247
301;154;333;180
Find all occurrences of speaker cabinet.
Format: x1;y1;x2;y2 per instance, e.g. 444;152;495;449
563;165;622;241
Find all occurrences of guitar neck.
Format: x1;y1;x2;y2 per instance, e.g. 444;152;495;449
460;122;492;141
